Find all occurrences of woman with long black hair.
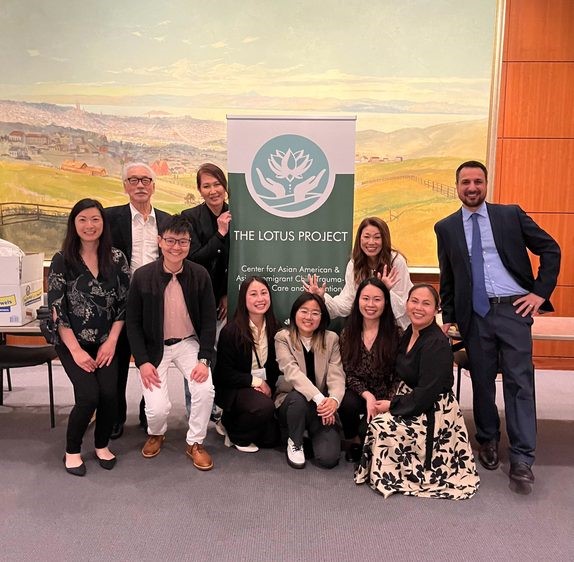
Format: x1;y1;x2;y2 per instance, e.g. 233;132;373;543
213;276;280;452
48;198;130;476
275;293;345;469
338;277;401;461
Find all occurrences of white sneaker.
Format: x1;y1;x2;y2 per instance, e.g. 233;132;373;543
234;443;259;453
223;433;258;453
215;419;226;437
286;438;305;469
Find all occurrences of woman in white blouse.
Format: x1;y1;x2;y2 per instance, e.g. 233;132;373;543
304;216;412;330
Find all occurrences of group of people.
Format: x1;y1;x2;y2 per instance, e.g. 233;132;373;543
46;159;560;500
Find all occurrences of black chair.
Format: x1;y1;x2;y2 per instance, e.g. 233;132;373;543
0;344;58;428
453;349;469;401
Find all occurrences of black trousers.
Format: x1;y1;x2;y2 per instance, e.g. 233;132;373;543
222;388;278;447
465;302;536;465
338;388;368;440
57;344;118;453
114;326;146;425
277;390;341;468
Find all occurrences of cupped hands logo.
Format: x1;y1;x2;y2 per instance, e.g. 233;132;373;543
248;134;332;217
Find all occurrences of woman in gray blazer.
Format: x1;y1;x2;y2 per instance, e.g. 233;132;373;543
275;293;345;469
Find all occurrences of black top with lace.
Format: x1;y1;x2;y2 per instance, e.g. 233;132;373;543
47;249;130;346
340;330;398;399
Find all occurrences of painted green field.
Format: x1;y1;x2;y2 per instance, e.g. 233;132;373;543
0;161;201;212
0;160;202;255
1;157;462;266
354;158;462;267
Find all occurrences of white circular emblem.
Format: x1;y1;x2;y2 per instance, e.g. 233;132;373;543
247;134;333;218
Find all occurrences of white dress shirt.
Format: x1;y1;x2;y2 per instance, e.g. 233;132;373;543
129;203;159;274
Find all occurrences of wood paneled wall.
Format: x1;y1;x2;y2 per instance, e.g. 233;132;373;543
495;0;574;366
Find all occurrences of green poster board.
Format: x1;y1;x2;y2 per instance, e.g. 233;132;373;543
227;116;355;322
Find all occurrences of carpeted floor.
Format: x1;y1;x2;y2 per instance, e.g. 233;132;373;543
1;364;573;561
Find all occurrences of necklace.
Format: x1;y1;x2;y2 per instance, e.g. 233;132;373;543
163;263;183;275
362;330;377;349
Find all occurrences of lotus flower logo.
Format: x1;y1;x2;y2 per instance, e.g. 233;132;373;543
249;134;331;218
268;149;313;183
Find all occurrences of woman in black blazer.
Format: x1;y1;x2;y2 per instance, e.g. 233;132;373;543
213;276;280;452
182;163;230;321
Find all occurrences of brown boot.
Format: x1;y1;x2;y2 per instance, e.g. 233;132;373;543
142;435;165;458
186;443;213;471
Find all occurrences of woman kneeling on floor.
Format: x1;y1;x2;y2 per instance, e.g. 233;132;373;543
213;276;280;452
338;277;401;463
275;293;345;469
355;283;479;499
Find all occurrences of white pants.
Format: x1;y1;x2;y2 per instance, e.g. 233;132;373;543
140;338;214;445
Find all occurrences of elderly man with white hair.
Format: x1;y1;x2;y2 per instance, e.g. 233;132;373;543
104;162;171;438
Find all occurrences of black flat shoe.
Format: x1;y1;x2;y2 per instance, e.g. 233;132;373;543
94;452;117;470
345;443;362;463
63;455;86;477
110;423;124;440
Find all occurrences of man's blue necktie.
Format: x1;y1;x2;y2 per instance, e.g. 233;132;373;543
471;213;490;317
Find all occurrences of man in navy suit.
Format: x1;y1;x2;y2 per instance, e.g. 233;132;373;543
105;162;171;438
435;161;560;488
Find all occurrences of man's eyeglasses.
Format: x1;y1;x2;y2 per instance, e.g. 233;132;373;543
126;176;153;186
161;237;191;248
297;308;321;319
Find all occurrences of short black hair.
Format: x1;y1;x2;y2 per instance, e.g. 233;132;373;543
455;160;488;183
159;214;192;237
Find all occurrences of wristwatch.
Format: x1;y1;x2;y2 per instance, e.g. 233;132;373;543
198;358;211;367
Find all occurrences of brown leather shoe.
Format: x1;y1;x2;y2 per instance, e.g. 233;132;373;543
142;435;165;458
186;442;213;471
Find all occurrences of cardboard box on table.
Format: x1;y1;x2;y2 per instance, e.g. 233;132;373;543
0;253;44;326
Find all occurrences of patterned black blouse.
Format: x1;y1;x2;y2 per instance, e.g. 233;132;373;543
47;248;130;346
340;330;398;399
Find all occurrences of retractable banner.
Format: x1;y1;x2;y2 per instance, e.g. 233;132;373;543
227;116;356;322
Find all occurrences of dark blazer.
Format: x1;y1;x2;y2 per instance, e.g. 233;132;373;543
126;258;216;368
182;202;229;301
213;320;281;411
104;204;171;265
435;203;561;338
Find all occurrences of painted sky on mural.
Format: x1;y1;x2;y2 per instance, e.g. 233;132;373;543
0;0;495;132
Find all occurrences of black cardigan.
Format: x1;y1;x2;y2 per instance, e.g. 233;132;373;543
390;321;453;417
213;320;281;411
126;257;216;367
182;202;229;302
390;321;454;470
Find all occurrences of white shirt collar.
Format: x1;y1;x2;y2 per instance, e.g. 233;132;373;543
129;203;157;222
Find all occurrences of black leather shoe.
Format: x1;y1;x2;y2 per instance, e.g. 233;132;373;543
94;452;117;470
478;441;500;470
345;443;362;463
509;462;535;483
63;455;86;477
110;423;124;440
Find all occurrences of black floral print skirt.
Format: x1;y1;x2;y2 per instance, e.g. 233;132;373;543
354;382;479;500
